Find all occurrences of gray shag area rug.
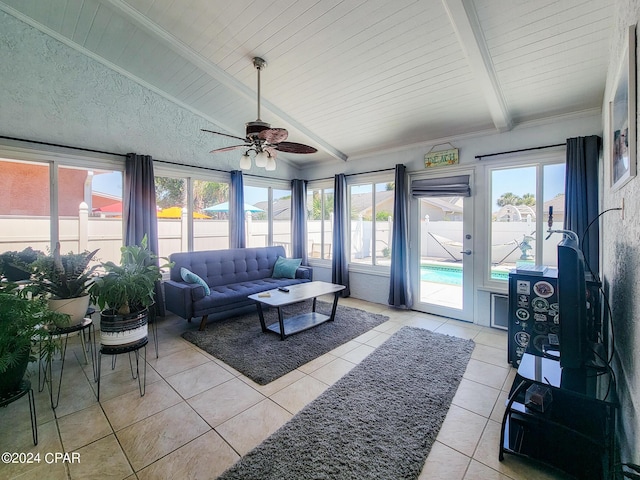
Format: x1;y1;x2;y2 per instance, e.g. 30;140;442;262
182;300;389;385
217;327;474;480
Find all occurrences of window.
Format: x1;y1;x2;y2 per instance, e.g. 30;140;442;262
69;167;123;264
272;188;292;256
154;174;231;257
0;158;51;255
244;184;291;254
0;157;123;265
489;160;565;281
307;186;333;260
193;179;229;251
349;181;395;266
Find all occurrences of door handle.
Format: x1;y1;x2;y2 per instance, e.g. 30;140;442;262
460;249;472;255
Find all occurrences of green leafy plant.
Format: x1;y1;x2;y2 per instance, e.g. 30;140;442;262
89;235;172;315
0;283;69;376
0;247;44;280
28;244;100;299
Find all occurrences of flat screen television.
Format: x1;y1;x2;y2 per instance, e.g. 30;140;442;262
556;235;589;369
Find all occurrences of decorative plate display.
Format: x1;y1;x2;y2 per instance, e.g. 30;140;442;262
533;281;554;298
515;308;530;321
532;297;550;312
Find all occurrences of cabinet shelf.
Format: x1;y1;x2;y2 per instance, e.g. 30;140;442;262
500;354;617;480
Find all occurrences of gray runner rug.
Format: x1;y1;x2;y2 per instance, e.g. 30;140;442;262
217;327;474;480
182;300;389;385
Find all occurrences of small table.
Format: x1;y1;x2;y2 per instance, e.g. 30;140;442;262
39;318;96;409
248;281;346;340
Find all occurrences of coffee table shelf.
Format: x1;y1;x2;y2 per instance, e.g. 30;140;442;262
249;281;346;340
265;311;332;336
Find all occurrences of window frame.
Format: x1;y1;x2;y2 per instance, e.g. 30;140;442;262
0;142;125;253
306;180;334;266
483;149;566;290
243;176;291;249
346;172;395;274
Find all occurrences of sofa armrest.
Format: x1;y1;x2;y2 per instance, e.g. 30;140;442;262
295;266;313;281
164;280;204;320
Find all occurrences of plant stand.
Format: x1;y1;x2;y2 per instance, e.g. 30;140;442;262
39;318;97;409
97;338;147;401
0;380;37;445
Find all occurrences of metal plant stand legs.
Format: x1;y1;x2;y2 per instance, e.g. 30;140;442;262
39;318;96;409
0;380;37;445
97;339;147;401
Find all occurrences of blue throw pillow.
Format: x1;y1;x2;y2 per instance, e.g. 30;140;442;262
180;267;210;295
272;256;302;279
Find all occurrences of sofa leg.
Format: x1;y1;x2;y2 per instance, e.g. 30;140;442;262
198;315;208;331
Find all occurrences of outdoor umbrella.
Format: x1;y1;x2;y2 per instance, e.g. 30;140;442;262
157;206;210;219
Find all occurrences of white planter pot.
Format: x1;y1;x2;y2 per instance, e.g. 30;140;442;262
48;294;91;327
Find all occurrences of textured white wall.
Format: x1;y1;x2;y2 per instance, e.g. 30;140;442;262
602;0;640;466
0;11;300;179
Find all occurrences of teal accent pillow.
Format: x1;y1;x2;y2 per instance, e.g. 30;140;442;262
272;256;302;279
180;267;210;295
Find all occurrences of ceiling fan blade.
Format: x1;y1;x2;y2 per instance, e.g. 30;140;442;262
274;142;318;154
210;144;249;153
259;128;288;144
201;129;246;142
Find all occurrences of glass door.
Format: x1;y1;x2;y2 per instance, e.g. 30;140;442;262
412;183;474;322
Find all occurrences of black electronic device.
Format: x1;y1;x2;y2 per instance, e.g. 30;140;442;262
556;234;589;369
278;287;290;293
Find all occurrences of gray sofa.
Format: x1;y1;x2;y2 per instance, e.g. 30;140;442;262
164;246;312;330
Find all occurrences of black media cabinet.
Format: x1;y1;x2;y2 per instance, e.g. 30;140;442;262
500;353;617;480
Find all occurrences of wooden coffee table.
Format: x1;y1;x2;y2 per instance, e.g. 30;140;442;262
248;281;346;340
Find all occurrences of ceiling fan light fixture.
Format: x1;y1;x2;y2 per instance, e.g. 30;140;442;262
265;155;276;171
255;150;269;167
239;152;252;170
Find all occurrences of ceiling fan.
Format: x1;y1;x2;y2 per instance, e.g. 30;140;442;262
202;57;317;171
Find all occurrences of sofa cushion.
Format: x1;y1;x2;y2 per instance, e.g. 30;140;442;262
272;256;302;279
180;267;211;295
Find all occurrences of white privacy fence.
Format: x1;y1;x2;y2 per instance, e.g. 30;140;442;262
1;208;564;267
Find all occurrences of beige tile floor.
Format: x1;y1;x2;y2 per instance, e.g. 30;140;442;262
0;297;572;480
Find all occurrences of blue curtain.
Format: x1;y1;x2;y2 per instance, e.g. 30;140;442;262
291;179;308;264
124;153;165;315
229;170;246;248
565;136;601;274
332;174;350;297
388;164;412;308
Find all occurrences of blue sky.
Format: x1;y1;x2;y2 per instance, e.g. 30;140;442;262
93;166;566;208
491;164;565;209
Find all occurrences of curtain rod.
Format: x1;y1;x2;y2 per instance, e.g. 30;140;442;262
0;135;277;180
475;142;565;160
311;166;396;183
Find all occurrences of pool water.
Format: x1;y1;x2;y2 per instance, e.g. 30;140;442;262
420;264;508;285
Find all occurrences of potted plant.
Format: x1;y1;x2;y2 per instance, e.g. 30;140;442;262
0;283;68;396
89;235;172;347
27;244;100;326
0;247;43;282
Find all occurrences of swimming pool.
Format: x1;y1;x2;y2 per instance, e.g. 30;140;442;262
420;264;509;285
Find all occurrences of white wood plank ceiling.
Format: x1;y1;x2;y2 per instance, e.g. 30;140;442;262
0;0;614;168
